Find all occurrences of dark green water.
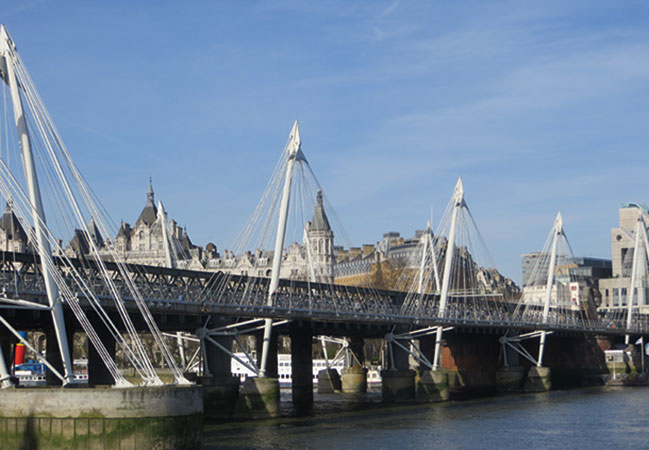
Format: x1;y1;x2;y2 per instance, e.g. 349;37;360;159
204;387;649;450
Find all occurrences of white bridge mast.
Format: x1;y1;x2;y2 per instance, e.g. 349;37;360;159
537;212;562;367
0;26;74;384
259;120;303;377
432;178;463;370
625;216;649;344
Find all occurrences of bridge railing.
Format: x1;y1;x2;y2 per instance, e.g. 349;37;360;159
0;251;646;335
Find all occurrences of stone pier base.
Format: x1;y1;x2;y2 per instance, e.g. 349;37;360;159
416;370;449;402
341;367;367;394
0;386;203;449
233;377;280;419
496;366;526;393
317;368;342;393
524;366;551;392
381;370;415;402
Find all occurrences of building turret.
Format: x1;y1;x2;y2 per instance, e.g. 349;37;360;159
305;189;334;283
0;202;29;252
135;179;158;228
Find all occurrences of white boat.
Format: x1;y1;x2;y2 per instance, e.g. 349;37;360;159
231;352;382;385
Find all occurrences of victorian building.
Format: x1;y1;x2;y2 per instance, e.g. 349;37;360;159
63;182;203;268
204;189;335;283
0;202;30;253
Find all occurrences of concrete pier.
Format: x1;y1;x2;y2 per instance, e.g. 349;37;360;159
495;366;526;393
341;336;367;393
341;366;367;393
524;366;551;392
87;321;116;387
202;332;240;419
382;336;415;402
290;327;313;412
317;368;342;393
416;369;449;402
231;332;280;419
44;326;73;386
416;336;449;402
0;386;203;449
233;377;280;419
382;370;415;402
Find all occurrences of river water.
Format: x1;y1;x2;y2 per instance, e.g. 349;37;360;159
203;387;649;449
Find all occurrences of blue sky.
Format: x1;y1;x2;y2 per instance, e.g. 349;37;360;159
2;1;649;283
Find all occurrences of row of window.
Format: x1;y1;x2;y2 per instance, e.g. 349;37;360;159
603;287;649;306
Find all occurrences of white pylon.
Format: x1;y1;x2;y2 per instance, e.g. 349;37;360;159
537;212;562;367
259;120;303;377
625;216;649;344
432;178;464;371
158;200;175;269
0;25;74;383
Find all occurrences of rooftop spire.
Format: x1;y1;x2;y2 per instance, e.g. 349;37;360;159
136;178;158;227
310;188;331;232
147;177;154;204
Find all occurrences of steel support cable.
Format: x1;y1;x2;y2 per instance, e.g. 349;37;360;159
198;150;287;306
12;66;159;383
303;160;394;315
21;94;179;383
3;78;157;384
0;167;136;378
222;150;287;308
0;170;128;384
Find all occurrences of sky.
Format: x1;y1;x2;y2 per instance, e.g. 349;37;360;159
1;0;649;284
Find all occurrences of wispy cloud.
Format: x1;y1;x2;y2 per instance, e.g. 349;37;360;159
0;0;48;18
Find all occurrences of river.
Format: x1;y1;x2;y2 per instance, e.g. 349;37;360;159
203;387;649;449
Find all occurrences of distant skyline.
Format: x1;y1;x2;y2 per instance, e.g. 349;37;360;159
2;1;649;284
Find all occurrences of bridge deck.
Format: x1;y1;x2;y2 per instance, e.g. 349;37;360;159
0;251;643;337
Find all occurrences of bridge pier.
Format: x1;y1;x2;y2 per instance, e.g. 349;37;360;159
290;326;313;413
524;366;551;392
44;325;74;386
534;334;610;389
496;345;525;393
341;336;367;394
202;331;240;420
232;332;279;419
415;336;449;402
495;366;526;393
317;367;342;393
87;320;115;386
382;333;415;402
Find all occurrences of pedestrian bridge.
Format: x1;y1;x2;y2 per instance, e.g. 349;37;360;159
0;250;642;337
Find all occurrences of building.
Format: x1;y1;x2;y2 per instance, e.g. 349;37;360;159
62;181;203;269
336;229;519;297
521;253;611;287
204;188;335;283
520;251;611;310
334;231;422;288
0;202;30;253
599;203;649;311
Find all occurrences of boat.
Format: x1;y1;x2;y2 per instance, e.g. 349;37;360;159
12;359;88;386
231;352;382;385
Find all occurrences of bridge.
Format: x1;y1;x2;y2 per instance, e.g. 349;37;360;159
0;22;648;426
1;249;642;335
